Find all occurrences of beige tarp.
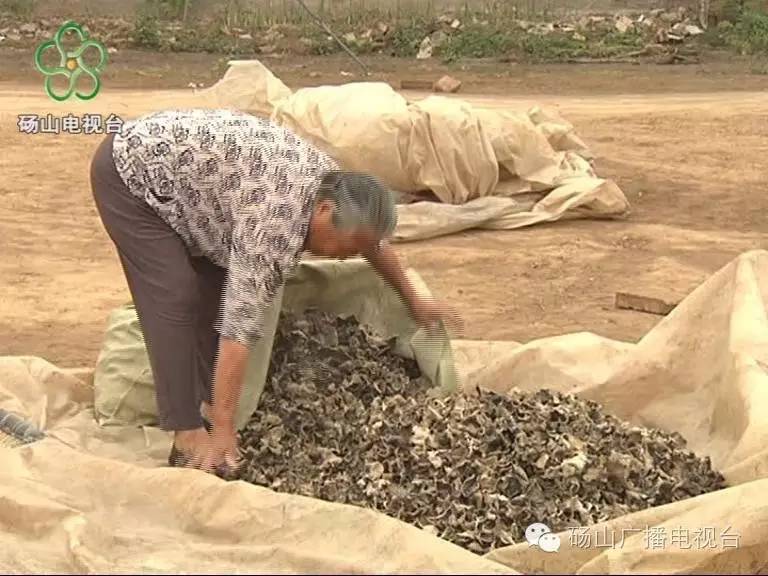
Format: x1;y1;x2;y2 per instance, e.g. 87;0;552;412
198;60;630;242
2;250;768;573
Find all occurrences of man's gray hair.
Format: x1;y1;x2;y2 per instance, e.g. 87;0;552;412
316;170;398;237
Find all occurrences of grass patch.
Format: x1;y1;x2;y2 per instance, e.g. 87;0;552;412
170;25;238;53
388;18;430;57
725;10;768;54
131;12;238;53
498;29;645;63
132;12;163;49
132;0;242;53
517;33;588;62
441;25;517;61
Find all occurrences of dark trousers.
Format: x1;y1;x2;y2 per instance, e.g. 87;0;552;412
90;134;224;431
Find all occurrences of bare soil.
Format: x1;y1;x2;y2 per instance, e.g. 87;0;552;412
1;48;767;366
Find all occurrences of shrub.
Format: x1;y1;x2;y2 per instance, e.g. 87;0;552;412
726;10;768;54
132;13;162;49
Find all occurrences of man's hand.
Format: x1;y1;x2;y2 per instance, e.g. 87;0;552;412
174;425;241;475
183;336;249;476
201;420;241;474
364;241;463;335
409;297;463;334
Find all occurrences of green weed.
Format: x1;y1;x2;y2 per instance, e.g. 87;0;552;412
517;33;587;62
388;18;430;57
132;12;163;49
726;10;768;54
170;25;237;53
441;25;516;61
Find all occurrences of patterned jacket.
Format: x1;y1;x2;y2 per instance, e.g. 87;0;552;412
112;108;338;346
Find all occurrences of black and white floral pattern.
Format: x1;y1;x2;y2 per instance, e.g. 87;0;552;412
112;108;338;346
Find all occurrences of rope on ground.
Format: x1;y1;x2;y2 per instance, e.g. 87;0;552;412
293;0;370;76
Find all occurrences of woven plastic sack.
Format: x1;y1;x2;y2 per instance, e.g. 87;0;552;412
93;259;458;430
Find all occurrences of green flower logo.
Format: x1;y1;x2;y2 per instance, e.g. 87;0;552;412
34;21;108;102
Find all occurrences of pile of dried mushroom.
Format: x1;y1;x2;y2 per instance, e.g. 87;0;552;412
238;311;725;554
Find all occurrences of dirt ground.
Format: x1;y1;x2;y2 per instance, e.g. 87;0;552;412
1;48;767;367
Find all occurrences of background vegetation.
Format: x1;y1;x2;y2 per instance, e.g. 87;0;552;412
1;0;767;61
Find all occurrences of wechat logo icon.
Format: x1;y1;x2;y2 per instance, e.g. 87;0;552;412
34;20;108;102
525;523;561;553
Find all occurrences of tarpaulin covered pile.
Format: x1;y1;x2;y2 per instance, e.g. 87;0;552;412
198;60;630;242
2;251;768;573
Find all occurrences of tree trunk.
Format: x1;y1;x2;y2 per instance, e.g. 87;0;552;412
699;0;711;29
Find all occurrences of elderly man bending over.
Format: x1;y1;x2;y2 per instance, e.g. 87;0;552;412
89;108;453;474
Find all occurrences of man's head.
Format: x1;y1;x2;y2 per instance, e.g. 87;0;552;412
306;170;397;259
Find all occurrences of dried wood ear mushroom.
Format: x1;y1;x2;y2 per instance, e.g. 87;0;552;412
238;310;726;554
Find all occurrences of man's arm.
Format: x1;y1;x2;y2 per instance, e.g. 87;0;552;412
210;337;249;431
363;241;420;313
364;241;461;332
